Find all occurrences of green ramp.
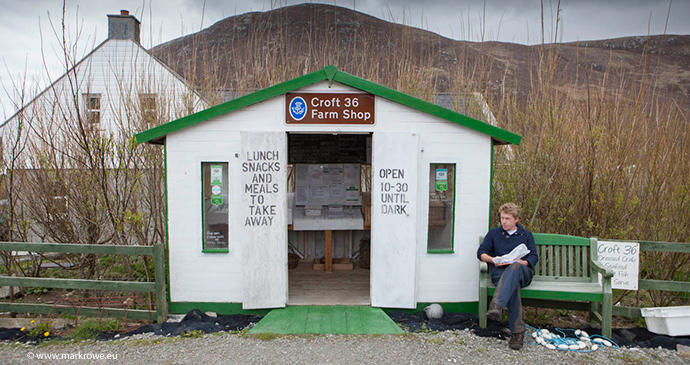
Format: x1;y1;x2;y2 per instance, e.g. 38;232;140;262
248;306;403;334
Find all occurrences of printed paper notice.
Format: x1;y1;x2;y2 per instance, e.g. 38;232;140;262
295;164;309;183
308;165;323;184
343;164;359;183
310;185;330;199
330;180;345;197
327;164;343;178
295;185;309;205
345;186;360;202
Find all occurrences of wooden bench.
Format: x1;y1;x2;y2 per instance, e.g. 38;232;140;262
478;233;614;337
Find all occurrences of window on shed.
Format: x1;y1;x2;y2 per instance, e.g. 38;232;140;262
84;93;101;129
427;163;456;253
202;162;229;252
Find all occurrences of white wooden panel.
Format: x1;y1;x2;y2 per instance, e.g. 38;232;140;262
371;132;419;308
414;138;492;303
298;81;360;92
241;132;288;309
167;136;243;303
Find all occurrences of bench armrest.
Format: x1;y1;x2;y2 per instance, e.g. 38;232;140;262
591;260;614;278
479;261;488;273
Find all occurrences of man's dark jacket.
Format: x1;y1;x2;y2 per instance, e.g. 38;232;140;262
476;223;538;269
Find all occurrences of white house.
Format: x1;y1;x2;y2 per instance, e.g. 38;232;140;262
1;10;205;159
137;65;521;314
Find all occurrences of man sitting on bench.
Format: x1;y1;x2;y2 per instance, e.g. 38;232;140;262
477;203;538;350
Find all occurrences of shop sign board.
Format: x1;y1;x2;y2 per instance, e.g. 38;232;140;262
597;241;640;290
286;93;375;124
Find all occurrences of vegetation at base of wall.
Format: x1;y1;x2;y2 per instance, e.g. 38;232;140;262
71;319;122;340
0;4;688;309
25;319;54;338
251;332;279;341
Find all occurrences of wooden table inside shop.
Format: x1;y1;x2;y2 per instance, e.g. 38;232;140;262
290;207;365;273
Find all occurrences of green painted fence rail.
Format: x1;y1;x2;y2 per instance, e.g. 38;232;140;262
607;240;690;318
0;241;167;323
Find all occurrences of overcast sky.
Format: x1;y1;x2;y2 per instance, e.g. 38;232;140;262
2;0;689;118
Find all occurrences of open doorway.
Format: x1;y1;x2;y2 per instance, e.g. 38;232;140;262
286;132;372;305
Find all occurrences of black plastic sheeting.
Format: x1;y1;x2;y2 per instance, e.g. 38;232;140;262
111;309;263;338
3;309;690;350
0;310;263;344
387;310;690;350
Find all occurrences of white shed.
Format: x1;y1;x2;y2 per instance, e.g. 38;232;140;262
136;65;521;314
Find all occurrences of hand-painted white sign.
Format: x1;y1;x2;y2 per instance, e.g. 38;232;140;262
597;241;640;290
242;150;281;226
241;132;287;310
379;168;410;215
371;132;418;308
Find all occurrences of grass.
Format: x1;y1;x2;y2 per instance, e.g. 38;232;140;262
612;353;645;364
70;319;122;340
180;330;205;338
428;338;446;345
251;332;279;341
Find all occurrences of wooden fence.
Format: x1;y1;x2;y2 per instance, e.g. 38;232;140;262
610;240;690;317
0;242;167;323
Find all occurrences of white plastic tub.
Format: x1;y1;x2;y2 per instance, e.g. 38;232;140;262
640;306;690;336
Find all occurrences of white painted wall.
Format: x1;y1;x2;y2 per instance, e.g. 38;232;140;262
166;80;492;305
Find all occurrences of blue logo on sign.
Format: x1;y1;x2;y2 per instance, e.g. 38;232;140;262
289;96;307;121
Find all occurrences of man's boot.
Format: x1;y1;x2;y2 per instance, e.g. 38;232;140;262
486;300;502;322
508;332;524;350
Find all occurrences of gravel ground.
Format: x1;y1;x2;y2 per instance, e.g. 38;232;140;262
1;329;688;364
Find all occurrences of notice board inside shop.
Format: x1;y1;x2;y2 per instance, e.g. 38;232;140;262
288;134;367;164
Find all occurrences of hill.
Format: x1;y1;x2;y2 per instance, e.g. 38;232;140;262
150;3;690;109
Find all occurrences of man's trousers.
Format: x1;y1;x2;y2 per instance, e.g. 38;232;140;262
490;262;534;333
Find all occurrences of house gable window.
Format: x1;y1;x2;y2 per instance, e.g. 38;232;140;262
139;93;157;126
84;93;101;130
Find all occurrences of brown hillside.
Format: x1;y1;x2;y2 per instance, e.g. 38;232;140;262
150;3;690;109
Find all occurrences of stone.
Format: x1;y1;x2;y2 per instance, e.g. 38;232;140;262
205;311;218;318
424;304;444;319
677;344;690;353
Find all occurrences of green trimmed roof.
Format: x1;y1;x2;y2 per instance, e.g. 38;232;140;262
135;65;521;145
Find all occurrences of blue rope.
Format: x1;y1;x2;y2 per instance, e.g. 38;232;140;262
525;324;620;352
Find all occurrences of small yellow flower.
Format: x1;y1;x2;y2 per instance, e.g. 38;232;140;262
20;327;25;331
157;341;160;344
43;331;49;337
30;320;35;324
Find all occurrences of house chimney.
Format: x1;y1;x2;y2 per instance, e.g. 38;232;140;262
107;10;140;43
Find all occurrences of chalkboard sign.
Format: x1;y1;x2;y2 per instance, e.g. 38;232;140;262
288;134;367;164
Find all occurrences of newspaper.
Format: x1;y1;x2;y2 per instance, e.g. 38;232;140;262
492;243;530;265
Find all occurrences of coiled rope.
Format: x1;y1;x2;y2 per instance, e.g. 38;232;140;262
525;325;620;352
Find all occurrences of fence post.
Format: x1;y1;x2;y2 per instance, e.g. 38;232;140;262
154;242;168;323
